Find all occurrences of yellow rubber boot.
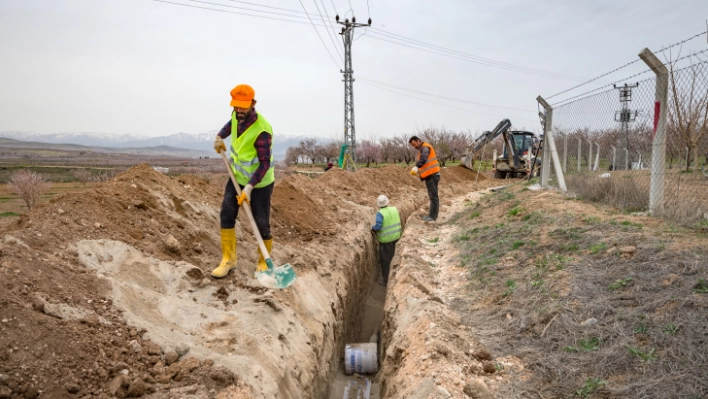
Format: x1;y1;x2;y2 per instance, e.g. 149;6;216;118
211;228;237;278
255;238;273;274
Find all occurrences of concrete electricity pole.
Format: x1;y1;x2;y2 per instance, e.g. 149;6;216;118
336;14;371;171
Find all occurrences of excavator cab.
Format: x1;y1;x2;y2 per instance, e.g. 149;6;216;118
503;132;536;159
495;131;540;179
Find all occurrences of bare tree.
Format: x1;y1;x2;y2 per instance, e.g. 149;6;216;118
392;133;416;165
666;54;708;171
284;146;300;166
9;170;51;211
323;142;340;163
71;169;92;185
298;138;318;164
356;140;381;167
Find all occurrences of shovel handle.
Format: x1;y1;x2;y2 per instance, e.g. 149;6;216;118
220;151;272;263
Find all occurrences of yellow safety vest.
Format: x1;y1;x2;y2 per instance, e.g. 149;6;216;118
229;112;275;188
377;206;402;243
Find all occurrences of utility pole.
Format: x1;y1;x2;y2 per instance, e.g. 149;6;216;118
336;14;371;171
614;83;639;169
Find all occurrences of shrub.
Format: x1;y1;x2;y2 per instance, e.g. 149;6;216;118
9;170;50;211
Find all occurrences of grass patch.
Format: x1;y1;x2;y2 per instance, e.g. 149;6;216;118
608;277;633;291
575;378;607;398
510;240;525;250
633;323;649;334
498;192;515;202
663;323;679;335
589;243;608;254
468;211;482;219
522;211;543;224
620;220;643;230
693;279;708;293
627;346;657;362
508;206;524;216
453;233;471;242
0;212;21;217
565;337;601;353
427;237;440;243
503;279;517;297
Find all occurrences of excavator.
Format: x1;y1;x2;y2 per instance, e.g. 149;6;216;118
460;119;542;179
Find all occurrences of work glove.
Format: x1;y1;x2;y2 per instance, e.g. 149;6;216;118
237;184;253;205
410;167;419;176
214;136;226;154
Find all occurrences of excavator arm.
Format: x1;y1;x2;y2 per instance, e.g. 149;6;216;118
461;119;512;170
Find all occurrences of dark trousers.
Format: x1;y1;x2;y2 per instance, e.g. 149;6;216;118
220;179;273;240
379;240;397;284
424;173;440;220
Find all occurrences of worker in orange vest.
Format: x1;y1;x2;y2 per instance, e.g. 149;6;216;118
408;136;441;222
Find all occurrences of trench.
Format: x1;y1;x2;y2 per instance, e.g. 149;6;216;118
321;204;417;399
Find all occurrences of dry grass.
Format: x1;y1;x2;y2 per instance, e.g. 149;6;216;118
564;170;708;226
448;186;708;399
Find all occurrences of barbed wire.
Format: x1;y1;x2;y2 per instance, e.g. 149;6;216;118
547;29;708;100
552;48;708;108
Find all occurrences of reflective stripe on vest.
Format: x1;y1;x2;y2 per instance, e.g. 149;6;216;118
229;112;275;188
377;206;402;243
417;143;440;178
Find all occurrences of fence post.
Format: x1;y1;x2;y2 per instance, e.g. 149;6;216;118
577;138;582;172
587;139;593;171
611;145;616;171
536;96;566;191
594;143;601;171
563;133;568;172
624;148;629;170
639;48;668;214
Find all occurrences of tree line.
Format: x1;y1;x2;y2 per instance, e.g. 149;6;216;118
283;128;509;167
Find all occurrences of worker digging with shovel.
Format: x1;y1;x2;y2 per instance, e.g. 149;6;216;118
211;84;295;289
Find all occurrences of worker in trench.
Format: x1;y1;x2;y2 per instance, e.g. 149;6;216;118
371;195;402;286
211;84;275;279
408;136;441;222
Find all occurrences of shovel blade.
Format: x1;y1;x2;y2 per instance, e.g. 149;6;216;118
256;263;296;289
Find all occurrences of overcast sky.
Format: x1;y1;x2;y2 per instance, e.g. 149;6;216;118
1;0;707;139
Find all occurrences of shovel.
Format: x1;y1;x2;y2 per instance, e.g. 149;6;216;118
219;151;296;289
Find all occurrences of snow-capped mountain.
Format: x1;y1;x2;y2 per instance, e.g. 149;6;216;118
0;131;328;160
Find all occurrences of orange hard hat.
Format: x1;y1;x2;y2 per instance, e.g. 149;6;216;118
230;84;255;108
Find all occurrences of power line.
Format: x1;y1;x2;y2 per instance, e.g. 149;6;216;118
297;0;341;68
359;80;538;123
148;0;582;80
218;0;310;15
312;0;343;61
367;28;581;80
148;0;329;26
320;0;344;52
356;77;535;112
180;0;318;21
547;29;708;99
361;31;580;80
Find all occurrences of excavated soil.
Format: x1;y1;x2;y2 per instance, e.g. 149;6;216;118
0;164;491;399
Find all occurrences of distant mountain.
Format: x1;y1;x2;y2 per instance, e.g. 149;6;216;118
0;131;330;160
0;137;210;158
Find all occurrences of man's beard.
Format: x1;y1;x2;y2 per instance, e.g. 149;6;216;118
236;110;250;120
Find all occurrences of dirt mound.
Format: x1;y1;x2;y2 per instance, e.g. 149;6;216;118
0;165;231;398
0;161;494;398
271;175;339;241
440;165;487;183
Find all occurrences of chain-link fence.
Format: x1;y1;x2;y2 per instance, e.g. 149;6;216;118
544;58;708;226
